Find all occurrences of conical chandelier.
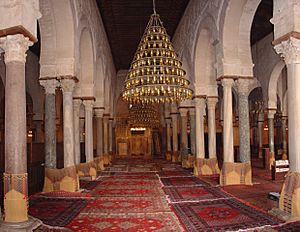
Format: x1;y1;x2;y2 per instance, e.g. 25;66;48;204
122;0;193;104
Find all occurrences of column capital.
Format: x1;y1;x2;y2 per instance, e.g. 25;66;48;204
94;108;105;118
83;99;94;111
221;78;234;88
165;117;171;124
268;109;277;119
0;34;32;63
195;97;206;109
274;37;300;64
73;98;82;111
179;108;188;117
207;97;218;110
189;107;196;116
236;78;251;94
40;79;59;95
60;78;76;93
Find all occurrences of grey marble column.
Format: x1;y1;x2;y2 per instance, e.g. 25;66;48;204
40;79;59;168
1;34;32;222
268;109;276;155
237;79;251;163
83;100;94;162
73;99;82;165
189;108;196;155
195;97;206;159
94;108;104;157
171;113;178;152
109;118;114;153
179;108;188;153
221;78;234;163
103;116;109;154
207;97;218;159
61;78;76;167
258;112;264;158
165;118;172;152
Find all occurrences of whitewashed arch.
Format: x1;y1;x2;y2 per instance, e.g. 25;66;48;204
268;60;285;109
221;0;261;77
39;0;75;78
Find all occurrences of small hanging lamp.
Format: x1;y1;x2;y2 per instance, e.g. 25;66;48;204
122;0;193;104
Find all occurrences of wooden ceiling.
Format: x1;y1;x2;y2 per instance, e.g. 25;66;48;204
96;0;190;70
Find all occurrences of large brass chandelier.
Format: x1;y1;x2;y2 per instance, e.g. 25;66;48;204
128;104;160;128
122;0;193;104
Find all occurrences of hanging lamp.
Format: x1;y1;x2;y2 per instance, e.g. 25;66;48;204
128;104;160;128
122;0;193;104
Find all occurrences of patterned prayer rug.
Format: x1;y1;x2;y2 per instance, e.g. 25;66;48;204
160;176;209;187
171;198;283;232
67;212;185;231
273;220;300;232
99;179;160;187
80;196;171;214
128;166;157;172
158;170;192;177
92;187;165;197
164;186;232;203
101;175;158;180
79;179;101;190
32;190;92;199
29;197;89;227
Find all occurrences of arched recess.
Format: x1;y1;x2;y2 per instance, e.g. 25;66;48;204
94;57;105;107
194;27;217;96
221;0;262;77
104;76;111;114
39;0;75;78
74;27;95;97
268;61;286;109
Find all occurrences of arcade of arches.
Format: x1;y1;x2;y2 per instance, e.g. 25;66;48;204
0;0;300;231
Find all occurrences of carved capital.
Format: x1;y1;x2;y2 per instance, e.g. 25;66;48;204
73;99;82;113
83;100;94;112
39;79;59;95
195;97;206;109
207;97;218;110
94;108;105;118
60;78;76;93
0;34;32;63
274;37;300;64
221;78;234;89
236;79;251;95
179;108;188;117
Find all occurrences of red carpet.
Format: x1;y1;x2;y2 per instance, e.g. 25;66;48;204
160;176;209;187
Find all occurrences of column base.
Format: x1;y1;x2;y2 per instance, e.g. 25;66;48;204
279;171;300;219
43;166;78;192
0;216;41;232
166;151;172;161
94;157;105;171
193;158;220;176
182;154;195;168
76;161;97;180
220;162;252;186
171;151;180;163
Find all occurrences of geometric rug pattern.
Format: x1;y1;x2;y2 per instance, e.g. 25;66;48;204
160;176;209;187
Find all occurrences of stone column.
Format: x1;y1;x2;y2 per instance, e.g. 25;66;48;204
0;34;32;223
79;117;85;143
61;78;76;168
237;79;251;163
195;97;206;159
179;108;188;153
268;109;276;168
94;108;104;158
171;112;179;162
165;118;172;160
103;116;109;155
207;97;218;159
83;100;94;162
258;112;264;158
189;108;196;155
221;79;234;163
282;116;288;160
73;99;82;165
40;79;59;168
109;118;114;154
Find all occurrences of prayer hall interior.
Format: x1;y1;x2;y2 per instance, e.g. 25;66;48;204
0;0;300;231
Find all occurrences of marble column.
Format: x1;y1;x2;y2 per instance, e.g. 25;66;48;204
103;116;109;155
207;97;218;159
83;100;94;162
268;109;276;156
275;38;300;172
1;34;32;222
165;118;172;160
109;118;114;154
282;116;288;160
40;79;59;168
171;112;179;161
237;79;251;163
61;78;76;168
73;99;82;165
79;117;85;143
195;97;206;159
94;108;104;158
221;79;234;163
258;112;264;158
189;108;196;155
179;108;188;153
